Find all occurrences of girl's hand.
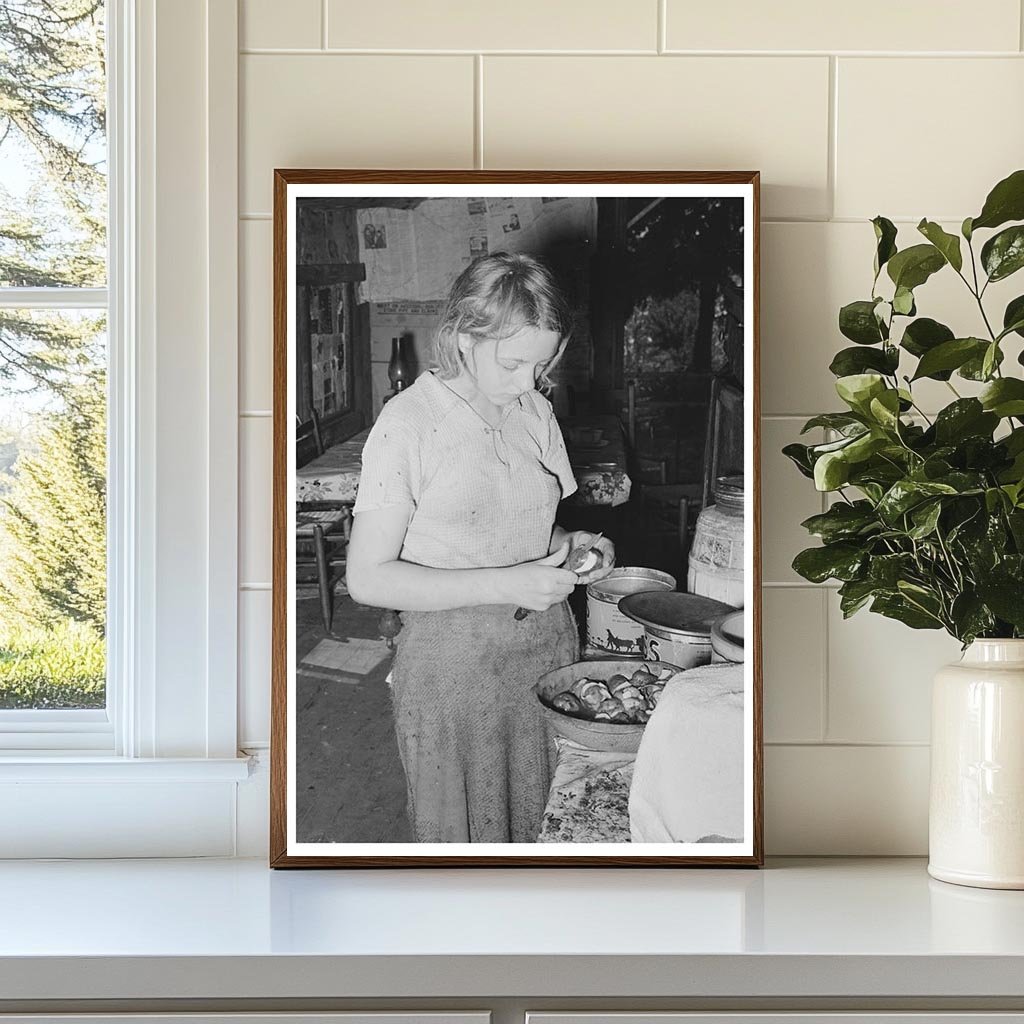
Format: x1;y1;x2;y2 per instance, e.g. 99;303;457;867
564;531;616;585
504;540;578;611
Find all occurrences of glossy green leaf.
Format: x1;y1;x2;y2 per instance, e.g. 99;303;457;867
872;216;898;277
917;219;963;272
933;399;999;445
892;286;916;316
814;450;851;491
868;552;915;587
800;501;879;543
911;338;988;381
868;389;902;430
800;412;866;435
839;300;886;345
982;341;1001;381
829;345;899;378
970;168;1024;232
871;594;943;630
960;344;1004;381
1002;295;1024;340
950;592;995;644
835;373;887;413
877;479;958;523
908;500;942;539
962;216;974;241
976;581;1024;629
838;579;878;617
792;542;866;584
900;318;955;372
886;244;946;291
981;225;1024;282
782;442;814;479
979;378;1024;418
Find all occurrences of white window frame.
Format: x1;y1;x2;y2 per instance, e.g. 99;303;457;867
0;0;249;857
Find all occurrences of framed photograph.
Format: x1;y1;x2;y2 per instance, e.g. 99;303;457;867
271;170;762;867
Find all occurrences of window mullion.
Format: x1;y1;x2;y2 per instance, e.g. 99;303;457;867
0;287;108;310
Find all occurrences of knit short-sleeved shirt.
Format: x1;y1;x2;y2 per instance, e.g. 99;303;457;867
352;370;578;570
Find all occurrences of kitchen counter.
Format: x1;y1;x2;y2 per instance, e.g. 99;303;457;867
2;857;1024;1009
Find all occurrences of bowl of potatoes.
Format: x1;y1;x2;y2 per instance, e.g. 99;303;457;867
534;659;683;753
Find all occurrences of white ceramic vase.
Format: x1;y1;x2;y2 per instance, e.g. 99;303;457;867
929;639;1024;889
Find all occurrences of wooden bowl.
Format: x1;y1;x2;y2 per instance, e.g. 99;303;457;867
534;659;683;754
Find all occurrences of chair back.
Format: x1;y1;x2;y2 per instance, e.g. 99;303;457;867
701;377;744;509
296;410;325;467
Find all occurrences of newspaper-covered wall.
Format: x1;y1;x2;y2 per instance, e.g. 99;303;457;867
355;197;597;302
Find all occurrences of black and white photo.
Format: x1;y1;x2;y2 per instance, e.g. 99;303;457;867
272;171;763;867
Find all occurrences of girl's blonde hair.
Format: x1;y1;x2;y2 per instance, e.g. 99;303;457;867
434;251;573;392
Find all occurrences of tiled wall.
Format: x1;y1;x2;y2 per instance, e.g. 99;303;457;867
236;0;1024;853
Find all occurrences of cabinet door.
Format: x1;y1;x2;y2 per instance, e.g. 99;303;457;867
0;1015;490;1024
528;1015;1024;1024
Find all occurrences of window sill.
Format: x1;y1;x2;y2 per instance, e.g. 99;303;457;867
0;754;252;782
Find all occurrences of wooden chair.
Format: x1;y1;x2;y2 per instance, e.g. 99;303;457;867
295;411;352;632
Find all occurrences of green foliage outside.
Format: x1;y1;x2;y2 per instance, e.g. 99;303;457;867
784;170;1024;645
0;1;107;707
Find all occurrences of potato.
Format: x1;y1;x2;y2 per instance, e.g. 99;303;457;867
630;668;656;686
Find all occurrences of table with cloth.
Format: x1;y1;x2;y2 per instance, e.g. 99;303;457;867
296;426;371;503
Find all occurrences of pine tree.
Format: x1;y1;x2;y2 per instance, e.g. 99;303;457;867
0;0;106;396
0;1;107;663
0;371;105;632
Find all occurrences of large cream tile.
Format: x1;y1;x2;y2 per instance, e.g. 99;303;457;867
483;57;830;220
762;222;856;416
826;599;961;744
667;0;1020;53
240;416;273;586
239;589;272;747
836;59;1024;220
762;221;1023;415
240;220;273;411
765;744;929;854
241;0;321;50
760;417;824;584
762;587;825;742
241;55;474;214
328;0;656;51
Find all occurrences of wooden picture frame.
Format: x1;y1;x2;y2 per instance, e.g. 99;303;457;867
272;170;763;867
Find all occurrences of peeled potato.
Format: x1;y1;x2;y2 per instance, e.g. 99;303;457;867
572;549;601;574
566;538;602;573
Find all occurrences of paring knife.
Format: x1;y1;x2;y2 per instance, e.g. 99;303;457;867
514;532;605;621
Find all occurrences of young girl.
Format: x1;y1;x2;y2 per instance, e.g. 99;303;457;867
346;251;616;843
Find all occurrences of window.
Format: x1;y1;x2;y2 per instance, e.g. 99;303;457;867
0;0;246;856
0;1;110;744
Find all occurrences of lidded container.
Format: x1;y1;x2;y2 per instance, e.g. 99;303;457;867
586;567;676;657
618;591;736;669
687;475;745;607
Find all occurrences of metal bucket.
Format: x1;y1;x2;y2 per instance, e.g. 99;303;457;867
586;567;676;656
618;591;736;669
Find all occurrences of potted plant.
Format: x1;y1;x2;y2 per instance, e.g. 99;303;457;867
784;169;1024;889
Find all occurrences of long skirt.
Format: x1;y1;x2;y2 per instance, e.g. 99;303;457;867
390;599;579;843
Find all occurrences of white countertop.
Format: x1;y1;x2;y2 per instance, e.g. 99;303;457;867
2;857;1024;1001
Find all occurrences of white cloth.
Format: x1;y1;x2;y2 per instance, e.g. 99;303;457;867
628;663;745;844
